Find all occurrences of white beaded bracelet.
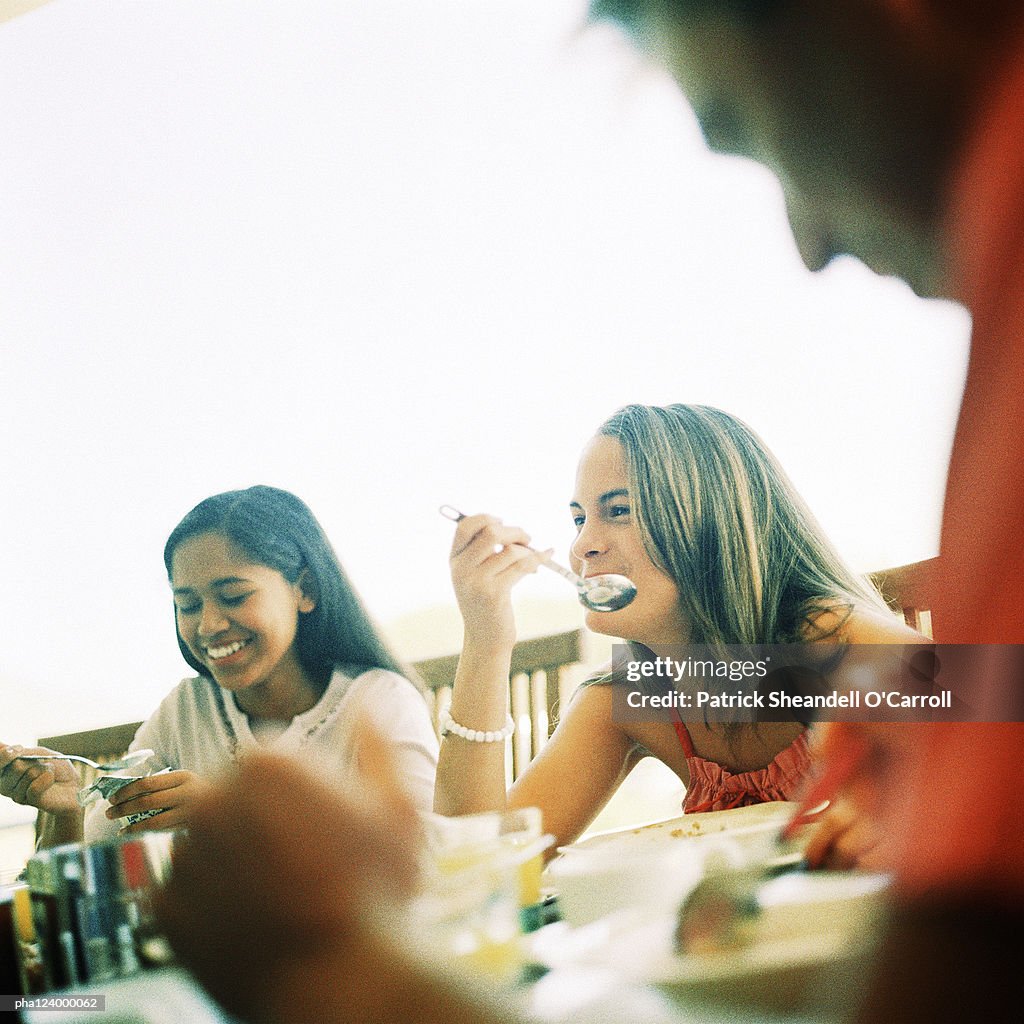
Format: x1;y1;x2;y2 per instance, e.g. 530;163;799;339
440;710;515;743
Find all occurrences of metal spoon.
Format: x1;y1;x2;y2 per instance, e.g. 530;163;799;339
439;505;637;612
15;748;155;773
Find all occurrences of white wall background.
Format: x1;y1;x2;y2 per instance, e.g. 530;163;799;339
0;0;969;832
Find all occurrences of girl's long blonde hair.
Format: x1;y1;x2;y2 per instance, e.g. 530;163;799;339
598;404;891;646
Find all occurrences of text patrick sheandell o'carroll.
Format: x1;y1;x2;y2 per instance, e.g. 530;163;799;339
610;646;957;723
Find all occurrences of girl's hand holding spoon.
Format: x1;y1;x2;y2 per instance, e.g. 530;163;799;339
439;505;636;613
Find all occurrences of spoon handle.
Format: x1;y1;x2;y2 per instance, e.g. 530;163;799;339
17;753;101;769
537;558;587;590
438;505;586;590
15;748;154;773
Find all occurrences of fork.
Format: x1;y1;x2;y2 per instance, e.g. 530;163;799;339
14;748;155;772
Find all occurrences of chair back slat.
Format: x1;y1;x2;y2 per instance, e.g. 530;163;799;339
37;723;143;762
414;629;585;782
31;630;586;822
869;557;939;638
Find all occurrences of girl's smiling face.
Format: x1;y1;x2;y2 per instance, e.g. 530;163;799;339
170;531;317;713
569;435;689;646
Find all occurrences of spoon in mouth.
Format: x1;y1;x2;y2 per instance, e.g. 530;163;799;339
439;505;637;613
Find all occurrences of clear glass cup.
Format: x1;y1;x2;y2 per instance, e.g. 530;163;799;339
498;807;549;908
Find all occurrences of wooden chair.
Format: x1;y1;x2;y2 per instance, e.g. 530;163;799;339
32;628;587;806
869;556;939;638
413;628;585;781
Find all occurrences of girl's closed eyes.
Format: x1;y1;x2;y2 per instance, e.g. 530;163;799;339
173;585;256;615
0;485;440;851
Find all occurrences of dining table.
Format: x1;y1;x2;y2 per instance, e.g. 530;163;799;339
13;940;861;1024
16;801;889;1024
15;954;839;1024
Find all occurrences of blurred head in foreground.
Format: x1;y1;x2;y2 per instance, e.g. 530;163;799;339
591;0;1022;298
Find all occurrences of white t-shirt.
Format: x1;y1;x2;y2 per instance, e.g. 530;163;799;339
84;666;438;841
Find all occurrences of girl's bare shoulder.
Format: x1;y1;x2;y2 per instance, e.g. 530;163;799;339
804;603;929;644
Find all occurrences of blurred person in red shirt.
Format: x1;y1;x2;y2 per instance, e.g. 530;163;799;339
592;3;1024;1016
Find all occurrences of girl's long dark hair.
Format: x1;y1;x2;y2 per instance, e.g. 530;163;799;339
164;485;407;689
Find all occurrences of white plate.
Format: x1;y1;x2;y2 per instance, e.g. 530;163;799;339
529;871;890;1017
549;803;804;927
652;874;890;1014
561;801;799;856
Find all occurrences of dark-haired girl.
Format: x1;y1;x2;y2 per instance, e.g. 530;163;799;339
2;486;438;845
